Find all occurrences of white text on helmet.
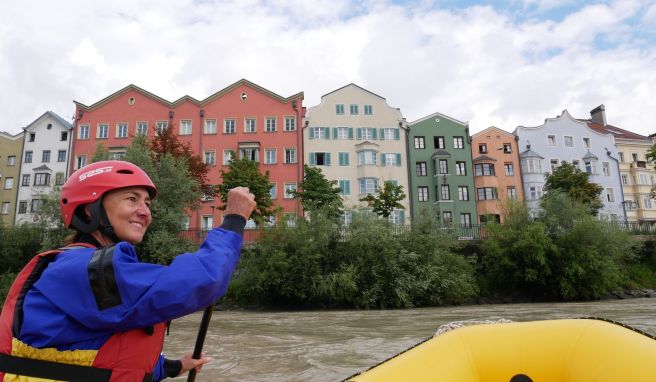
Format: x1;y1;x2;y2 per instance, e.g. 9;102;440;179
79;166;113;182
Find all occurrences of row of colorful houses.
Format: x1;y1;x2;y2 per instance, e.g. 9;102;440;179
1;80;655;229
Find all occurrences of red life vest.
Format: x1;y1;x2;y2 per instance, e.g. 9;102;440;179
0;244;166;382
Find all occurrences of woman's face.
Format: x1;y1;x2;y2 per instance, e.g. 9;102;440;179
102;187;152;244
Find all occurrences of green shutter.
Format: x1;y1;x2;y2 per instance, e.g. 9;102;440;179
326;153;331;166
345;152;349;165
372;128;378;140
309;153;316;165
394;129;400;140
324;128;330;139
381;153;386;167
356;128;362;139
333;127;338;139
349;128;354;139
309;129;314;140
396;153;401;166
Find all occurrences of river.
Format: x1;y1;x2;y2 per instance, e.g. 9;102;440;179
164;298;656;381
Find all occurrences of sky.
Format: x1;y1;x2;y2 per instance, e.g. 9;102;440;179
1;0;655;136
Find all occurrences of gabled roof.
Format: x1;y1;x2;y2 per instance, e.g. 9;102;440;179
75;79;304;111
582;120;650;142
24;111;72;131
0;131;24;140
33;164;52;172
582;150;599;160
431;149;451;158
409;111;468;127
472;126;514;139
516;109;604;135
473;154;498;162
320;83;387;101
519;144;544;159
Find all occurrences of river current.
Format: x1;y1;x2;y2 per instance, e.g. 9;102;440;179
164;298;656;381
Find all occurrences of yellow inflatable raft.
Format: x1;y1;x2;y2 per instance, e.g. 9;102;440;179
347;318;656;382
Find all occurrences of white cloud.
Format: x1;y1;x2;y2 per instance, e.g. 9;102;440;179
0;0;655;138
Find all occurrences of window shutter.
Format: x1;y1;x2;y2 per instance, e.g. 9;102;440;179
394;129;400;140
349;128;354;139
399;210;405;222
345;152;349;165
309;153;316;165
324;128;330;139
356;128;362;140
372;128;378;140
396;153;401;166
326;153;331;166
381;153;387;167
309;129;314;140
333;127;338;139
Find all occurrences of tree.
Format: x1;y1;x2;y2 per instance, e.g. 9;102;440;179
646;144;656;200
217;158;276;224
359;180;406;218
91;142;109;162
543;161;603;215
293;165;343;218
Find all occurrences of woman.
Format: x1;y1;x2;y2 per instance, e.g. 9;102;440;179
0;160;256;381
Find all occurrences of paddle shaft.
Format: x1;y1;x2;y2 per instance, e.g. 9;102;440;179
186;304;215;382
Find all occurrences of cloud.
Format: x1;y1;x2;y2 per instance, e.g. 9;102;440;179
0;0;655;138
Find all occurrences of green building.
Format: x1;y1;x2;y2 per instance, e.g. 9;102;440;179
407;112;477;226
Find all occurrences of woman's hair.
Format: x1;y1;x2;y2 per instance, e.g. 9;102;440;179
62;231;83;246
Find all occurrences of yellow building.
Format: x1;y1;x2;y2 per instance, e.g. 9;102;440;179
0;131;25;226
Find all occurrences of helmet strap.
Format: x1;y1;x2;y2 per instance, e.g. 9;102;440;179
98;202;120;243
70;198;120;243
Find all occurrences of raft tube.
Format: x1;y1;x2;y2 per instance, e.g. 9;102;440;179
347;318;656;382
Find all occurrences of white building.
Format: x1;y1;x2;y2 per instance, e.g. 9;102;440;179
15;111;73;225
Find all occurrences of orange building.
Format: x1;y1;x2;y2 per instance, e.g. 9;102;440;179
71;79;304;229
470;127;524;223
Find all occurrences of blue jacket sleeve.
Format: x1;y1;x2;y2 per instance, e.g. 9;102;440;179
152;354;165;382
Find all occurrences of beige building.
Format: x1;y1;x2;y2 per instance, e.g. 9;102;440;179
304;84;409;224
0;131;25;226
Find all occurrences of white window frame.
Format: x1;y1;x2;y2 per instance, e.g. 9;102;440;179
117;122;129;138
76;155;87;170
357;150;377;166
97;123;109;139
223;150;235;165
602;162;611;176
337;127;349;140
547;135;556;146
204;150;216;166
204;119;217;134
418;186;429;202
264;148;277;164
136;121;148;135
245;118;257;133
224;119;236;134
179;120;192;135
264;117;276;132
564;136;574;147
79;124;90;140
284;148;297;164
284;183;297;199
284;116;296;131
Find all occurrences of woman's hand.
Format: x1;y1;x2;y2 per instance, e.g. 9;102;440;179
178;351;210;376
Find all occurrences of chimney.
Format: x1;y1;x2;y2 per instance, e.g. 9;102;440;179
590;104;606;126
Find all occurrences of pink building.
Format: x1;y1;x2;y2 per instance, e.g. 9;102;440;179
71;79;304;229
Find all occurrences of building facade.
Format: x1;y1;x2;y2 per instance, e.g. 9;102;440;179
471;127;524;223
304;84;409;224
515;109;625;220
71;79;304;229
15;111;73;226
0;131;25;226
407;112;477;226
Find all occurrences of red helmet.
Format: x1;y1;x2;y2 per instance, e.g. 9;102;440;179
60;160;157;228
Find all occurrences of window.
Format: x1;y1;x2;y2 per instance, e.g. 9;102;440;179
550;159;559;172
583;137;591;148
521;158;541;174
632;153;639;162
528;186;543;200
438;159;448;174
265;117;276;133
21;174;30;186
76;155;86;169
264;148;277;164
602;162;611;176
1;202;9;215
416;162;427;176
504;163;514;176
339;180;351;195
97;124;109;139
284;148;297;164
201;216;214;230
137;122;148;135
245;219;257;230
547;135;556;146
7;156;16;166
564;136;573;147
240;148;259;162
310;152;331;166
284;116;296;131
336;104;344;115
284;183;297;198
621;174;629;185
42;150;50;163
453;137;464;149
456;161;467;175
645;198;653;209
310;127;329;139
31;199;43;212
503;143;512;153
363;105;373;115
460;213;471;227
4;177;13;189
79;125;90;140
357;150;377;166
269;183;277;199
572;159;580;169
359;178;378;194
204;151;216;166
414;136;425;149
389;209;404;225
584;160;597;174
61;132;68;141
441;185;450;200
29;133;35;142
336;127;351;139
418;186;429;202
156;121;168;135
338;152;350;166
479;144;487;154
57;150;66;162
224;119;236;134
382;153;400;166
434;136;445;149
223;150;235;165
606;188;615;202
179;120;192;135
34;173;50;186
380;128;399;141
55;172;65;186
507;187;517;199
477;187;498;200
117;123;129;137
458;186;469;201
110;151;127;161
474;163;495;176
360;127;376;140
25;151;33;163
442;211;452;224
244;118;257;133
203;119;216;135
350;104;359;115
18;201;27;214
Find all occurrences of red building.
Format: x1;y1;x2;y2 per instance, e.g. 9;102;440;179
71;79;305;229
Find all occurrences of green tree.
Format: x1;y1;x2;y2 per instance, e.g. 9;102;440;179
359;180;406;218
543;161;603;215
293;165;342;218
91;142;109;162
646;144;656;200
33;187;73;250
218;157;276;224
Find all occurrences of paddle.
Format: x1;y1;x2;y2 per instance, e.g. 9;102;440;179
186;304;215;382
